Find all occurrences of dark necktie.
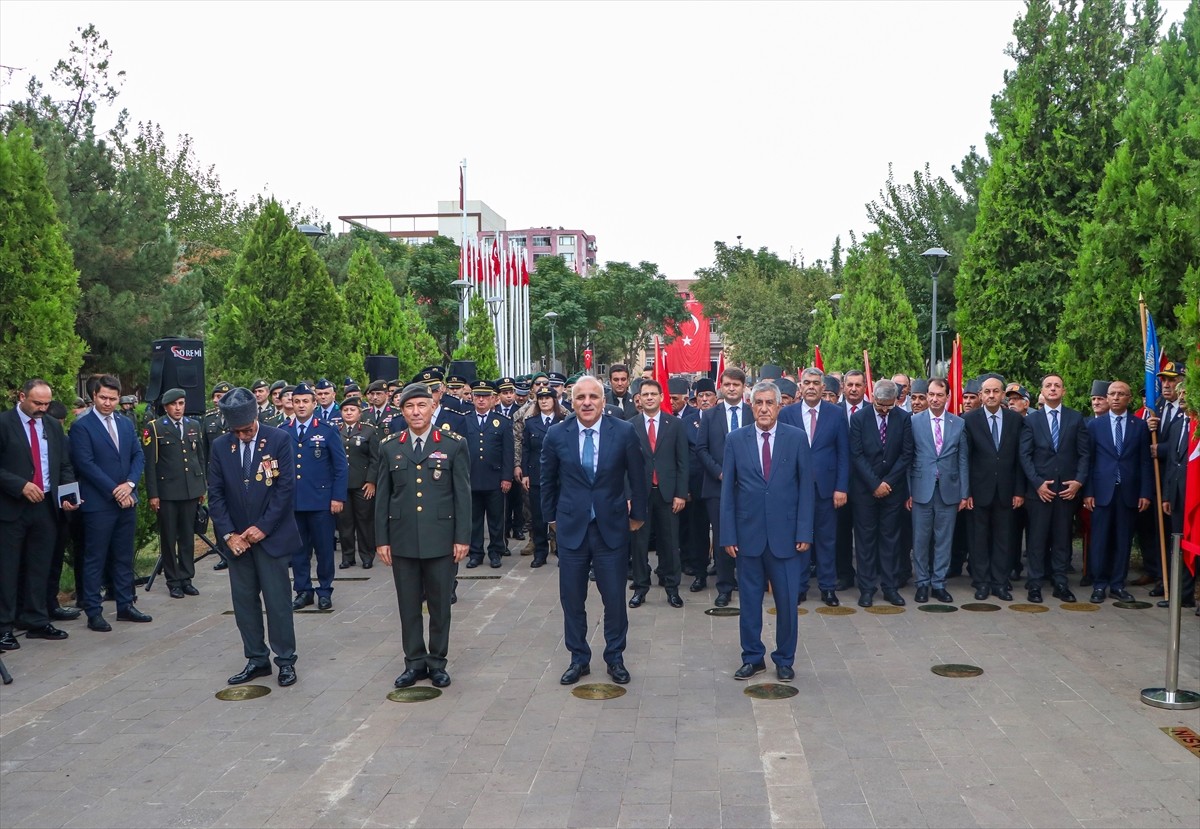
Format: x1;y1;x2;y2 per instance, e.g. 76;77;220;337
761;431;771;479
29;419;43;492
1050;409;1059;451
545;417;551;427
242;440;254;486
1115;415;1124;484
415;437;423;455
298;423;307;441
990;414;1000;449
176;420;185;441
730;406;739;431
879;414;887;446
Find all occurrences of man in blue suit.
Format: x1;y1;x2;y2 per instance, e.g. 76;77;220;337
907;378;968;604
720;380;814;683
670;377;709;587
68;375;149;632
1083;380;1153;603
779;368;849;607
207;388;301;687
542;376;647;686
697;368;752;606
284;383;348;611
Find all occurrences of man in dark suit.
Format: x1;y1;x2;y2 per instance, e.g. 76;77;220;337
336;397;380;569
907;378;968;604
1161;401;1194;605
1083;380;1154;603
284;383;348;611
604;364;638;420
963;376;1026;601
143;387;207;599
779;368;849;607
542;376;647;686
463;381;514;569
836;370;869;589
697;368;752;606
1019;373;1090;603
0;379;78;649
377;383;472;689
720;380;814;683
674;378;710;588
848;379;913;607
629;379;688;608
69;374;150;632
1142;362;1186;592
520;388;565;567
207;388;300;687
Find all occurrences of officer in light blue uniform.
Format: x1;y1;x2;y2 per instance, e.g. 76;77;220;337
284;382;348;610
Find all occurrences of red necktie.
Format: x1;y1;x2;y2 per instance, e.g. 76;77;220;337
808;408;817;445
29;419;44;491
761;431;771;479
647;418;658;486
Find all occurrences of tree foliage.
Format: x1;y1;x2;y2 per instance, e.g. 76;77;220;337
452;295;500;379
529;255;588;373
584;261;686;370
405;235;464;359
342;243;438;381
0;125;86;403
208;200;356;386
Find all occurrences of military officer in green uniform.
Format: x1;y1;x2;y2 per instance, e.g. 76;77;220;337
203;381;233;569
144;388;207;598
377;383;471;690
252;379;276;423
365;380;396;434
337;396;380;569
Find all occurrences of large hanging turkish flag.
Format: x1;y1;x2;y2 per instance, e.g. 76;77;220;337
665;296;710;372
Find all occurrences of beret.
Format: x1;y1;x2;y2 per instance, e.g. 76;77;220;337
251;378;269;390
161;388;186;405
212;381;233;396
398;383;432;406
341;396;363;409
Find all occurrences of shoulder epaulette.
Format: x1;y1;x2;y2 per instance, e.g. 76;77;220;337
444;430;463;441
381;432;400;444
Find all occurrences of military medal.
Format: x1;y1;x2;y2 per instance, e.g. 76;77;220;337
256;473;263;481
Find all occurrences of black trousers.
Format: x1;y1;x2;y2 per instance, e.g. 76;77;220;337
470;490;505;563
1025;491;1076;589
528;485;550;563
678;497;710;574
228;545;296;668
835;494;856;583
504;479;525;535
0;500;56;631
852;494;905;594
631;490;681;592
46;510;73;612
705;497;737;594
969;500;1014;590
337;488;376;565
392;554;456;672
157;498;199;588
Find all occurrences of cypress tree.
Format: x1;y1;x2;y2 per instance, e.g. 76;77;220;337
0;125;86;402
451;295;500;380
343;243;403;369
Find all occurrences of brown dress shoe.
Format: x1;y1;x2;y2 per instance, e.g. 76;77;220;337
1130;574;1156;587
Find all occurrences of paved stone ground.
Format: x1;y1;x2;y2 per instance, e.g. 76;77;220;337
1;540;1198;829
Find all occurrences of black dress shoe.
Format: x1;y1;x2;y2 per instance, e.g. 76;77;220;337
1090;588;1106;604
228;663;271;684
169;586;185;599
489;558;502;569
1148;584;1165;597
607;661;631;684
0;631;19;650
1027;587;1043;604
882;590;906;607
560;663;590;685
690;577;707;592
87;615;112;632
430;669;451;688
338;561;354;569
974;587;990;601
821;590;840;607
50;606;81;621
512;531;526;541
797;592;808;605
1110;588;1135;602
666;591;684;608
361;561;373;570
776;665;796;682
628;592;646;609
182;584;200;596
451;587;458;605
531;558;546;568
117;607;152;623
993;588;1013;602
214;559;228;571
683;566;697;577
857;593;873;608
465;559;481;569
914;586;930;604
1052;585;1077;603
25;624;68;640
733;662;766;680
292;593;314;610
394;667;429;688
932;588;954;604
836;577;856;591
317;596;332;611
714;592;731;608
278;666;297;687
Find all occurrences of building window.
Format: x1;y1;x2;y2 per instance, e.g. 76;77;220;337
561;252;575;264
510;236;526;246
558;235;575;247
533;252;550;261
532;235;551;247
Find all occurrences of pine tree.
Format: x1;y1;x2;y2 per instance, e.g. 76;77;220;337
208;200;357;386
1053;0;1197;404
0;125;85;402
451;295;500;380
825;235;923;377
395;292;442;380
343;243;404;369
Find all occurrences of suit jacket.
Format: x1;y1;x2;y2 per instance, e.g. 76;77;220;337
375;428;471;558
521;411;564;485
540;415;647;550
0;410;75;521
908;410;969;505
142;415;206;501
631;411;689;504
1084;412;1154;507
339;421;381;490
718;422;814;556
778;400;849;498
841;399;868;424
282;417;349;509
697;402;752;500
69;409;145;514
605;389;637;420
207;424;301;559
1019;405;1090;496
1162;413;1190;509
848;405;913;500
462;410;514;491
963;407;1025;507
676;404;705;495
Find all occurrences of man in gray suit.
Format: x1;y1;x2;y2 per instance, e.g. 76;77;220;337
907;378;968;604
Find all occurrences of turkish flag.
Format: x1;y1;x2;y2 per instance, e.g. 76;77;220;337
655;337;673;414
813;345;824;371
1183;417;1199;575
665;297;710;373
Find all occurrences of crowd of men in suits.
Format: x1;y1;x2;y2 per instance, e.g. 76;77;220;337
0;354;1191;690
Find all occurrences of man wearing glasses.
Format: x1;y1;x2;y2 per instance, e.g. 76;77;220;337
892;374;913;413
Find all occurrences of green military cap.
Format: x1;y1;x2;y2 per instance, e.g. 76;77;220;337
251;378;269;390
162;388;187;405
269;379;288;393
367;379;388;393
399;383;432;406
212;381;233;396
341;396;363;409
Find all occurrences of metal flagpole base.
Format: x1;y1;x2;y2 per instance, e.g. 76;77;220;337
1140;688;1200;710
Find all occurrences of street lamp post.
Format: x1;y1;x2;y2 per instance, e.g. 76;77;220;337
450;278;472;339
544;311;559;373
486;295;504;373
920;248;950;373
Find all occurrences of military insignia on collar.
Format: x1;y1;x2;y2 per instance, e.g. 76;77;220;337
399;431;408;444
433;430;442;443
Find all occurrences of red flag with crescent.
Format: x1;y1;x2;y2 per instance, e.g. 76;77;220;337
664;296;710;372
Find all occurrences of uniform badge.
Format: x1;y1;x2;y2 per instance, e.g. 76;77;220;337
433;469;442;480
354;436;362;446
492;419;500;428
440;423;450;431
142;429;151;446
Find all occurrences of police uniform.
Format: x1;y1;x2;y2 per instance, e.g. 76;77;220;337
143;388;207;596
337;401;380;568
493;377;525;540
464;381;515;568
442;375;471;414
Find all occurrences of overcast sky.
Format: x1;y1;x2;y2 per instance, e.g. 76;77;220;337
1;1;1189;281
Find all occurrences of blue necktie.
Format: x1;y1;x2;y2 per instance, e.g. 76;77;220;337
582;428;595;483
990;414;1000;449
730;406;739;431
1114;415;1124;483
1049;409;1059;451
242;441;254;488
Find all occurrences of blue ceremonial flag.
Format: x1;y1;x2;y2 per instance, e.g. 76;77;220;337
1144;307;1161;414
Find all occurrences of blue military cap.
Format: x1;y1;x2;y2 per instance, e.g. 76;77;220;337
314;378;334;390
293;382;316;397
547;372;567;387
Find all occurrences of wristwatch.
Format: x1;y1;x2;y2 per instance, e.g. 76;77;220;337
224;532;236;542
